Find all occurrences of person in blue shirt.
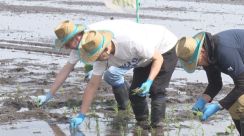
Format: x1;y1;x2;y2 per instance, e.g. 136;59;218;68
175;29;244;134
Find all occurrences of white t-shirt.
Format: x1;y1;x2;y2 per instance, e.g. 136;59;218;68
68;19;177;75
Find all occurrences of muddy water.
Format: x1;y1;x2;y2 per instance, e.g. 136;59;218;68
0;48;238;135
0;0;242;135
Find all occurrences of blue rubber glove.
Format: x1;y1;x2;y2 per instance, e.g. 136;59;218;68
192;97;207;112
201;103;222;121
139;79;153;97
70;113;85;129
37;91;53;106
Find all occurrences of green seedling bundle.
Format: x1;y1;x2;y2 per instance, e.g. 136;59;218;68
131;87;143;95
193;110;203;120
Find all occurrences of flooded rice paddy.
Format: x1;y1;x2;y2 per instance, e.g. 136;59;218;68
0;0;243;135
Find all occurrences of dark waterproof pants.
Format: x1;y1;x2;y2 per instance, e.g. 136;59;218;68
129;47;178;127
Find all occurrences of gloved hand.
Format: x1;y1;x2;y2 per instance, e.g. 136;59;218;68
201;102;222;121
70;113;86;129
192;97;207;112
139;79;153;97
37;91;53;106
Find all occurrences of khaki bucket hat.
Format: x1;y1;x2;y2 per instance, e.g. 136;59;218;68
54;20;86;49
78;30;113;64
175;32;206;73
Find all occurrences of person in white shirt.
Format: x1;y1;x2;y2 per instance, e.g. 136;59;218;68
67;19;178;130
36;20;130;112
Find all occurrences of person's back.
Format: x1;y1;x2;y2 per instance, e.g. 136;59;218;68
214;29;244;78
88;19;177;54
215;29;244;49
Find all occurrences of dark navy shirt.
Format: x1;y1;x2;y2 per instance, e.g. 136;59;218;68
203;29;244;109
215;29;244;79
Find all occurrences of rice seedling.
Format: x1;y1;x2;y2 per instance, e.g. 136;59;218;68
35;97;41;108
201;126;205;136
131;88;143;95
175;122;181;136
225;123;235;135
113;103;119;114
95;117;100;136
84;64;93;73
71;106;79;116
125;102;133;116
163;116;170;136
135;126;142;136
150;127;156;136
193;110;203;120
59;87;65;96
63;107;68;116
84;118;91;130
119;125;125;136
16;83;21;97
193;123;203;136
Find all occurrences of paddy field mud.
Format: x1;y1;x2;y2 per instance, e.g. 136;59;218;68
0;0;243;135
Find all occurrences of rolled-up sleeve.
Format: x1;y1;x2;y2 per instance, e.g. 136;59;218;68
220;72;244;109
67;50;79;64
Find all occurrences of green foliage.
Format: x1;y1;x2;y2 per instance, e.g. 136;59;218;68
193;110;203;120
95;117;100;135
196;111;203;118
120;125;125;136
225;123;235;134
125;102;133;116
35;97;41;108
113;103;119;114
84;64;93;73
71;106;79;116
84;118;91;130
135;126;142;136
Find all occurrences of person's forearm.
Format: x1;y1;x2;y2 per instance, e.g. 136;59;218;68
203;66;222;99
202;94;212;102
220;72;244;109
80;76;102;114
219;87;243;109
148;55;163;80
50;63;75;95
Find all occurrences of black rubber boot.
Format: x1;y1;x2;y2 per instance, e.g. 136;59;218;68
151;96;166;128
129;94;150;129
112;83;129;110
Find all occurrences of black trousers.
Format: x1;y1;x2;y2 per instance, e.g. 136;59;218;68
129;46;178;123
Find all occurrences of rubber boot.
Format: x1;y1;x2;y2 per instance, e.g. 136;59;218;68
151;96;166;128
129;94;150;129
112;83;129;110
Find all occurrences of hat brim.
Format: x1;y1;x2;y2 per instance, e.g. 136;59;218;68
54;24;85;49
180;32;205;73
78;30;113;64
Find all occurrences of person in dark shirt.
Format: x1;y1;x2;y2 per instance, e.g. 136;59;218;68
175;29;244;134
